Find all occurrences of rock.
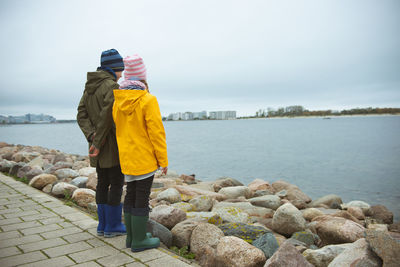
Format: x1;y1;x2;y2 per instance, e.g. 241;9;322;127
78;167;96;177
302;208;324;221
302;243;353;267
272;203;306;237
156;188;182;203
87;202;97;214
25;166;43;180
149;204;187;229
0;159;14;172
180;174;196;184
197;245;217;267
72;188;95;207
218;186;252;199
309;194;343;209
174;185;226;201
253;232;279;259
214;202;275;218
189;195;214;211
186;211;222;225
218;222;269;243
42;183;52;194
248;179;273;192
367;223;388;232
290;231;317;247
52;153;67;164
388;222;400;233
347;206;365;220
275;190;287;198
369;205;394;224
16;165;32;178
44;161;73;174
146;219;172;247
29;174;57;190
54;168;79;180
51;182;78;197
331;210;361;225
264;240;313;267
213;177;244;192
0;142;10;148
212;206;250;223
254;190;274;197
216;236;266;267
171;219;201;248
313;216;365;245
271;181;311;209
9;162;25;176
70;176;88;188
171;202;194;212
26;155;44;169
72;160;89;170
249;195;282;210
12;151;40;163
190;223;225;255
365;229;400;267
328;238;382;267
341;200;370;214
86;172;97;190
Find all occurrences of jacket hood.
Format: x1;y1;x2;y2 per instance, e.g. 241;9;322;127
85;70;116;94
113;89;147;114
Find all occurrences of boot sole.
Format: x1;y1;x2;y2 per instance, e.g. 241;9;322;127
104;232;126;238
131;245;159;252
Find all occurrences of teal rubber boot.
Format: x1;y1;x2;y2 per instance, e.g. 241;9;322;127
131;208;159;252
125;207;152;248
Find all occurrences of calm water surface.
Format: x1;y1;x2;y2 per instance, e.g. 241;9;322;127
1;116;399;221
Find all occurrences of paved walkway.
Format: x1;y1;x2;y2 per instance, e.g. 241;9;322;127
0;173;199;267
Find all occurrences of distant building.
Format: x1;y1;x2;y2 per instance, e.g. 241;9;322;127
193;111;207;120
1;113;56;124
167;110;234;121
210;111;236;120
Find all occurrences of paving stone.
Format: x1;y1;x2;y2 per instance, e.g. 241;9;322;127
51;206;78;215
1;220;42;231
3;210;39;218
41;226;82;239
125;262;148;267
43;241;92;257
74;218;98;229
0;217;22;226
0;234;43;249
6;201;37;209
58;221;75;228
101;234;126;250
147;255;193;267
39;217;66;224
20;212;56;222
130;249;168;262
69;245;119;263
20;223;61;235
0;208;24;216
0;246;21;257
62;212;93;222
97;252;136;267
41;201;64;208
74;261;103;267
0;251;47;267
19;237;67;252
86;238;107;247
0;230;22;240
63;231;93;243
19;255;75;267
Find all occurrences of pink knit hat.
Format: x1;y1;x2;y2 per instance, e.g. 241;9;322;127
123;55;147;80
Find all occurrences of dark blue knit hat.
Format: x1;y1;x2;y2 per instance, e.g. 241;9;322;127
100;49;124;72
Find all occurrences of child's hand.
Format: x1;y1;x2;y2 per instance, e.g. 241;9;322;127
89;145;99;157
160;167;168;176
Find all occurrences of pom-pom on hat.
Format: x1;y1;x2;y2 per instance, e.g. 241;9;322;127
123;55;147;80
100;49;124;72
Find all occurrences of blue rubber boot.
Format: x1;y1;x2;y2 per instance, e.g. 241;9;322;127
97;204;106;236
104;203;126;238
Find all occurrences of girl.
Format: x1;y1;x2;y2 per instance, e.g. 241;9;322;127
112;55;168;252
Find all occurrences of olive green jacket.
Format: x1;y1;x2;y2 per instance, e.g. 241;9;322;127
77;70;120;168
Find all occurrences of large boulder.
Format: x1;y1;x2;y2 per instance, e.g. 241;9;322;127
190;223;224;255
186;211;222;225
341;200;370;214
346;206;365;220
72;188;95;208
189;195;213;211
29;174;57;190
302;208;324;221
328;238;382;267
309;194;343;209
26;155;44;169
174;185;226;201
264;240;313;267
212;206;250;224
171;219;201;248
0;159;14;173
78;167;96;177
218;186;252;199
213;177;243;192
156;188;182;203
171;202;194;212
86;172;97;190
252;232;279;259
313;216;365;245
149;204;187;229
146;219;172;247
72;160;89;170
272;203;306;236
218;222;269;243
16;165;32;178
213;201;274;218
368;205;394;224
9;162;25;176
302;243;353;267
51;182;78;197
271;180;311;209
216;236;266;267
25;166;43;180
249;195;282;210
70;176;88;188
365;229;400;267
248;179;273;192
12;151;40;163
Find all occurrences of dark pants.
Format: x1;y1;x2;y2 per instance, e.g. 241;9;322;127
96;165;124;206
124;175;154;210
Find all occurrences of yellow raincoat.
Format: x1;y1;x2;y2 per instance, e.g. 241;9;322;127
112;89;168;175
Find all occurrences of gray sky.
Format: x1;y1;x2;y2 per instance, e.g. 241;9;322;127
0;0;399;119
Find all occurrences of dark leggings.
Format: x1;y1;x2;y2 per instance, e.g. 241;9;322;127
96;165;124;206
124;175;154;210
